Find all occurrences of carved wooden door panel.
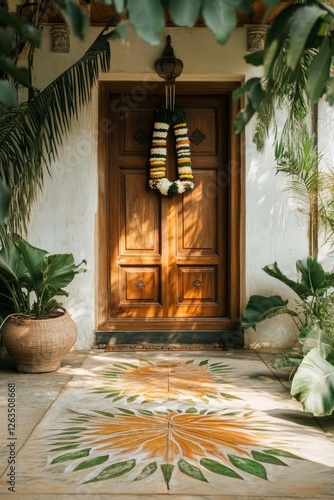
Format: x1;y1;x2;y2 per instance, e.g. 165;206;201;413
106;90;233;330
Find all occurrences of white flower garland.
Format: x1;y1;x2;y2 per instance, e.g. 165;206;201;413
149;107;194;196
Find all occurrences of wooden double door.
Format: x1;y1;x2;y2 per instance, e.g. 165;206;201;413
98;82;243;333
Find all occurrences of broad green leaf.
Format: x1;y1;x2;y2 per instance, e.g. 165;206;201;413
84;459;136;483
0;28;13;56
43;253;86;292
295;257;326;295
287;5;326;71
307;47;332;102
127;0;165;45
73;455;109;471
234;102;256;133
263;261;312;299
291;347;334;416
200;458;243;479
202;0;237;45
0;80;17;106
326;77;334;106
199;359;209;366
233;77;261;101
247;80;265;111
161;464;174;487
0;177;10;220
299;322;332;357
51;448;90;464
244;50;264;67
134;462;158;481
54;0;90;40
0;235;32;285
263;39;279;77
178;458;208;482
14;239;47;293
0;59;30;85
169;0;202;26
263;3;302;76
0;6;41;47
228;455;268;480
251;451;286;466
242;295;295;330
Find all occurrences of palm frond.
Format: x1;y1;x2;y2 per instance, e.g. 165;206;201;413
0;18;118;233
253;46;313;152
275;124;321;212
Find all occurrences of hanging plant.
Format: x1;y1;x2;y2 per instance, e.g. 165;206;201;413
148;106;194;196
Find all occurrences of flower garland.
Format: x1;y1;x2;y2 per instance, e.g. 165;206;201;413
149;106;194;196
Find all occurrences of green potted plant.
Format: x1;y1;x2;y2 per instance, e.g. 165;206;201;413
0;233;86;373
242;256;334;416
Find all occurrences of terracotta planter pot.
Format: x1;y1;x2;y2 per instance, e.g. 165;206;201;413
1;310;77;373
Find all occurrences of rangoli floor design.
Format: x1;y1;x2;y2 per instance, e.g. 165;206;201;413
1;350;334;497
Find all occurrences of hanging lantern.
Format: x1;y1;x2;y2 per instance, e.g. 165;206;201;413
155;35;183;110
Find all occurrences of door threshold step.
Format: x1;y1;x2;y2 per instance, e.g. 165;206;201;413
102;343;224;351
94;330;243;349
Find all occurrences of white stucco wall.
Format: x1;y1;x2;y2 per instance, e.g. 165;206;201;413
27;24;312;349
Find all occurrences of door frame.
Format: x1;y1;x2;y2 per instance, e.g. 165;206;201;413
97;80;245;332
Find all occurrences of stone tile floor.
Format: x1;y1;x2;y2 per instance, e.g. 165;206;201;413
0;348;334;499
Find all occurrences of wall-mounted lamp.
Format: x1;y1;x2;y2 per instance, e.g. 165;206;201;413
155;35;183;110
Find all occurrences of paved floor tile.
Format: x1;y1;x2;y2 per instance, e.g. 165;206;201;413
1;349;334;498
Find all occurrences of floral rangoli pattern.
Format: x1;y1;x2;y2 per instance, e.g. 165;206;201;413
46;357;306;487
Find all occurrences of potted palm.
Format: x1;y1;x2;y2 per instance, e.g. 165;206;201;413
0;234;86;373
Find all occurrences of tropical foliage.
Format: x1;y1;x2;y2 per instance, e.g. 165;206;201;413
235;0;334;134
0;19;117;232
242;257;334;416
0;233;86;320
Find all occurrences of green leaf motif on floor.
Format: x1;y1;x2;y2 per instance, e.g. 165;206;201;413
84;459;136;483
161;464;174;488
228;454;268;480
200;458;243;479
134;462;158;481
251;451;287;466
51;448;91;464
262;449;304;460
178;458;208;482
93;410;115;418
73;455;109;471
